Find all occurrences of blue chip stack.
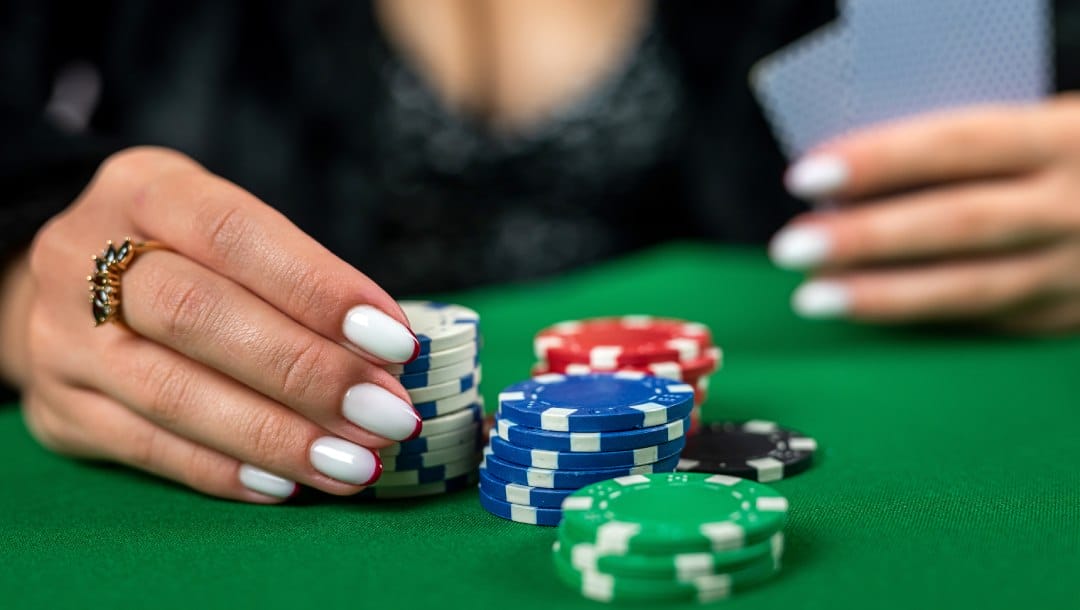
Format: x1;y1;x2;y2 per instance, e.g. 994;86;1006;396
479;372;695;525
361;301;484;499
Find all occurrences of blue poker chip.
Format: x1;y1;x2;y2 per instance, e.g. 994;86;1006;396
386;340;479;375
482;449;681;489
479;467;575;508
397;357;479;389
488;435;686;471
357;472;477;500
497;372;694;432
493;414;689;452
376;454;480;487
418;400;484;436
478;488;563;526
383;436;482;471
401;301;480;355
407;367;480;404
414;387;480;419
382;424;481;457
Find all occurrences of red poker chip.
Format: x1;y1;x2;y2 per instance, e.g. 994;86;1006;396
533;346;722;381
534;316;713;368
689;373;710;406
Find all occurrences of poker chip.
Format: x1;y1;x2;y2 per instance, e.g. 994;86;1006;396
413;386;481;419
383;438;481;471
676;420;817;482
551;540;781;603
558;530;784;580
482;450;681;490
478;467;576;509
493;414;688;452
489;435;686;471
397;357;479;390
534;316;712;368
535;346;723;382
357;472;477;500
418;399;484;437
385;340;479;375
375;453;482;487
559;473;788;555
497;372;694;432
382;424;480;457
478;489;564;526
401;301;479;355
374;301;484;499
407;366;481;404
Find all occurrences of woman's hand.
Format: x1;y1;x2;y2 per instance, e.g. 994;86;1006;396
770;95;1080;334
10;147;424;503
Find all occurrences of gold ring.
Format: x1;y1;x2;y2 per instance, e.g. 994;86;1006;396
88;238;166;326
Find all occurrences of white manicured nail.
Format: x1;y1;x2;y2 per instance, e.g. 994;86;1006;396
342;383;421;441
310;437;382;485
342;305;419;364
785;154;849;200
769;225;833;270
239;464;297;499
792;281;852;319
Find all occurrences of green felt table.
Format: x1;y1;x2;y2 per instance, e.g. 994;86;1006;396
2;242;1079;610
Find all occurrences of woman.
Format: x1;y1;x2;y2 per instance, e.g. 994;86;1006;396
2;1;1079;503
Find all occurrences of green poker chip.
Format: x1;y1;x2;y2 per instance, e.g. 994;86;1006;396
559;472;788;555
557;528;784;581
551;540;781;603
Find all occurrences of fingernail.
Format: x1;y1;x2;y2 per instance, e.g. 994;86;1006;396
342;305;420;364
239;464;298;499
792;280;852;319
342;383;422;441
785;154;849;200
769;225;832;270
310;437;382;485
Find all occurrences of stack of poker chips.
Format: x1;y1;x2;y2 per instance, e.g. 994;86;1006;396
478;372;695;525
554;473;789;604
360;301;484;499
532;316;722;434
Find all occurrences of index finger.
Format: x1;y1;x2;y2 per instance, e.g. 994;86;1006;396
786;103;1057;201
126;165;419;364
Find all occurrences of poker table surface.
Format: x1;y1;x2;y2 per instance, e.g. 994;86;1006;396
2;242;1078;610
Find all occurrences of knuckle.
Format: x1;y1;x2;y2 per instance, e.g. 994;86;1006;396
178;444;229;496
133;357;196;428
282;264;329;319
21;398;71;454
147;268;221;340
193;195;252;268
277;338;331;404
125;424;167;470
244;410;294;461
24;309;55;373
98;146;184;187
27;216;66;280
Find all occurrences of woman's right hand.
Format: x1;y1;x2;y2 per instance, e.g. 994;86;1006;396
12;147;423;503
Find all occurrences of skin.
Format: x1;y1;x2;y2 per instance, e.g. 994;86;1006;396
782;97;1080;334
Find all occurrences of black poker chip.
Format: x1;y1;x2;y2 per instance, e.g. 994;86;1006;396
677;420;817;482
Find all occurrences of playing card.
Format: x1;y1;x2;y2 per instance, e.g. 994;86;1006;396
750;22;854;159
847;0;1052;127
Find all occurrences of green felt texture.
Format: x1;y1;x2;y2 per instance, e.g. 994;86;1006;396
2;242;1079;609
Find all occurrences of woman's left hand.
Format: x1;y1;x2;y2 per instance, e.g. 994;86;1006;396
769;95;1080;334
